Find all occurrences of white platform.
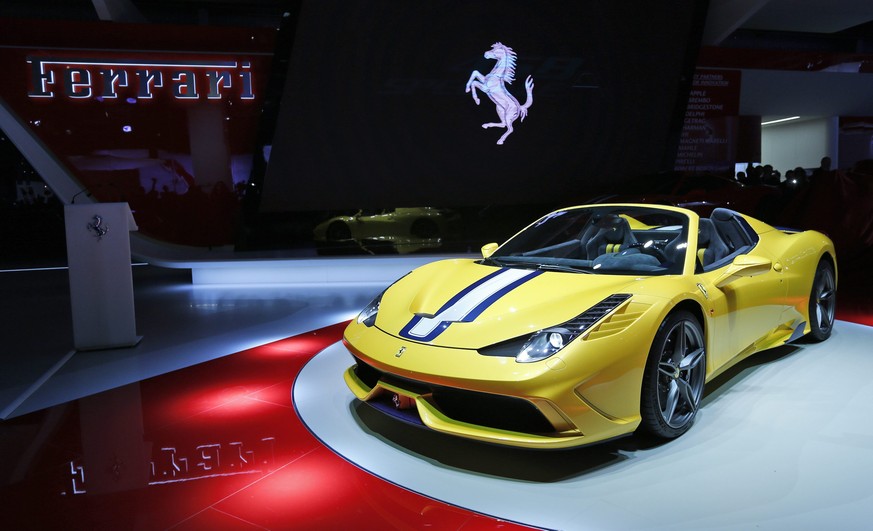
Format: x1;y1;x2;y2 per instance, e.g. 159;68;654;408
145;249;470;285
0;266;388;419
295;321;873;530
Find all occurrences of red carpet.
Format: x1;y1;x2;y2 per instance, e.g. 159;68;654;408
1;322;532;530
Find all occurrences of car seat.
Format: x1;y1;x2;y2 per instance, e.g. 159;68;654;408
697;218;730;267
585;214;637;260
710;208;749;253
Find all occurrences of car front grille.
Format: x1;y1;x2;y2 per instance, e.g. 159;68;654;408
352;357;556;435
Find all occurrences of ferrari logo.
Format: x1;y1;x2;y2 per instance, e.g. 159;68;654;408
465;42;534;145
87;214;109;241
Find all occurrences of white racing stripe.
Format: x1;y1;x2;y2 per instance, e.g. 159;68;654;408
405;268;537;339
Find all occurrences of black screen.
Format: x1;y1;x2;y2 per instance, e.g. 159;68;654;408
260;0;705;212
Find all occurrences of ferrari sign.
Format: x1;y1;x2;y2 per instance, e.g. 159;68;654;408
27;56;255;101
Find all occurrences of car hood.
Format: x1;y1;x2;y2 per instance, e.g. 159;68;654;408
375;259;644;349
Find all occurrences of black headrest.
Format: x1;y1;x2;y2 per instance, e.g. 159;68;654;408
710;208;735;222
596;215;629;243
595;214;624;229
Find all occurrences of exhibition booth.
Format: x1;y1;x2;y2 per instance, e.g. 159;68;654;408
2;2;873;529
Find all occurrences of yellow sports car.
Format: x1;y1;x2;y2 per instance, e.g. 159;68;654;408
342;204;836;449
313;207;459;254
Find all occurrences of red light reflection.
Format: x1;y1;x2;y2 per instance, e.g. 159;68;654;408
251;332;341;359
0;321;534;530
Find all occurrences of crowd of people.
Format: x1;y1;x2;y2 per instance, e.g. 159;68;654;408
735;156;834;191
738;155;873;267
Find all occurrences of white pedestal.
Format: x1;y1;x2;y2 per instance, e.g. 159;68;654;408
65;203;141;351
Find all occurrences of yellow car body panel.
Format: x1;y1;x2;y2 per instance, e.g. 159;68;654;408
343;204;836;448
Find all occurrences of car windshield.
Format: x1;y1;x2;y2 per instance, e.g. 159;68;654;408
485;205;689;276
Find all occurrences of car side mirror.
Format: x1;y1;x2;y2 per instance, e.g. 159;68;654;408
715;254;772;288
481;242;499;258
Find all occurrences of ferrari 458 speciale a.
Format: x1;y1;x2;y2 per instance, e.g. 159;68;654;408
343;204;836;448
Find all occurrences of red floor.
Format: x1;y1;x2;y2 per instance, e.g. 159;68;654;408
1;322;532;530
3;291;871;530
834;266;873;327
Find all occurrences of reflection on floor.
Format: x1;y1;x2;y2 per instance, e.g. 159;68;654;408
1;262;871;529
1;322;529;529
0;264;532;529
0;266;383;418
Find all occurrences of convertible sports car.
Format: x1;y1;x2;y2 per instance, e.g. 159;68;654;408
313;207;460;254
342;204;837;449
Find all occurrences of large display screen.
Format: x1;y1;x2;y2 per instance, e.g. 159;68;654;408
259;0;706;213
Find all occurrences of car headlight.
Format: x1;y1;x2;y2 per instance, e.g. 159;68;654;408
516;327;571;363
517;293;631;363
507;294;631;363
355;273;412;328
356;292;383;327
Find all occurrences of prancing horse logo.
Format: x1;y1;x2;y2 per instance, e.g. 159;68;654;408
465;42;534;145
87;215;108;241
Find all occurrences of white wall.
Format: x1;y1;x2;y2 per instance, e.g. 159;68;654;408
761;117;837;173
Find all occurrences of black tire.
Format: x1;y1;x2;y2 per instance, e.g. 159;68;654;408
410;218;439;239
326;221;351;241
639;310;707;439
807;260;836;342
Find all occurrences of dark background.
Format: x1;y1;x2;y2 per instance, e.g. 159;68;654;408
260;0;707;212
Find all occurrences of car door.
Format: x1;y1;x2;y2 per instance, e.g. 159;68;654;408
694;211;788;368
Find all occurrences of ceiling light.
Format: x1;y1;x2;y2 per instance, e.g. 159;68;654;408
761;116;800;126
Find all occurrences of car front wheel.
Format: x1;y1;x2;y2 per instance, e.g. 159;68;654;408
410;218;439;239
326;221;351;241
640;310;706;439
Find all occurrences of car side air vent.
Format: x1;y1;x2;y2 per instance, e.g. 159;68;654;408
584;301;650;341
565;294;631;331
